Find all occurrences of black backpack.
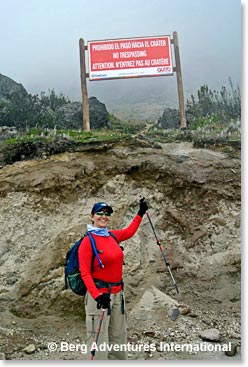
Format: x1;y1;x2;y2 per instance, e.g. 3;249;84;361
64;231;119;296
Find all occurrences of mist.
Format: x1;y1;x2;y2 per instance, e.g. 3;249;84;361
0;0;241;115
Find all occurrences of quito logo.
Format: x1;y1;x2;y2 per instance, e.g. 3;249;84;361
157;67;171;73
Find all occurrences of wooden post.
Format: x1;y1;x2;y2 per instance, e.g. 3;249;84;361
79;38;90;131
173;31;186;129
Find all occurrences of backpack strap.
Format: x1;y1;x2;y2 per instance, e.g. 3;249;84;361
109;231;125;264
109;231;124;251
109;231;119;243
85;232;104;269
84;231;122;271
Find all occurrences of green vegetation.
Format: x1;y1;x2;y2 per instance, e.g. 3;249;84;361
0;81;241;166
186;79;241;129
147;80;241;150
54;128;125;141
109;114;146;134
0;128;126;149
0;129;128;166
0;89;71;129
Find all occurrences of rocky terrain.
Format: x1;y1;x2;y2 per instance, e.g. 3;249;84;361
0;73;110;131
0;73;27;102
0;139;241;360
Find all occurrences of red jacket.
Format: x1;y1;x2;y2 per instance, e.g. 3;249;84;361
78;214;142;299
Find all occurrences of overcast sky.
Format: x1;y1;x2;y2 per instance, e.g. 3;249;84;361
0;0;242;107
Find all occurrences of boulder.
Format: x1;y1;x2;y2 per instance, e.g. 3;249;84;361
55;97;109;130
157;108;180;129
131;286;178;313
55;102;82;129
89;96;109;129
199;328;221;342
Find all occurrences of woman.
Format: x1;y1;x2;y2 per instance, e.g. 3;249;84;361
78;199;148;360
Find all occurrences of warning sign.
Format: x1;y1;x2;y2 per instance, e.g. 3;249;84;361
88;36;173;80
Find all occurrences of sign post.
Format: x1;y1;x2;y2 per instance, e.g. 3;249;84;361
79;38;90;131
172;32;186;129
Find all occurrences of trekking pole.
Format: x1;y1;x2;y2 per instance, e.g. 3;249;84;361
140;197;179;294
90;308;105;360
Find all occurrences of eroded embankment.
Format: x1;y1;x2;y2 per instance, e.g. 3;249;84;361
0;140;241;360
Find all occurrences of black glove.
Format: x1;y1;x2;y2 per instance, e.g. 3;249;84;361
138;198;148;217
95;293;111;309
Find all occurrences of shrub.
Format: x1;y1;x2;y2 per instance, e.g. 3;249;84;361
186;79;241;128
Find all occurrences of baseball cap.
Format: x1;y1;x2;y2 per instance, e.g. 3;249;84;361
91;202;113;214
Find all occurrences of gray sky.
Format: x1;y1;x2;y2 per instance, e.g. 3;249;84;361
0;0;242;107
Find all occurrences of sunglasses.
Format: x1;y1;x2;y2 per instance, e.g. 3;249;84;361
95;211;111;217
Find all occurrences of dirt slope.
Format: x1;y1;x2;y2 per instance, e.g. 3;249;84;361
0;140;241;360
